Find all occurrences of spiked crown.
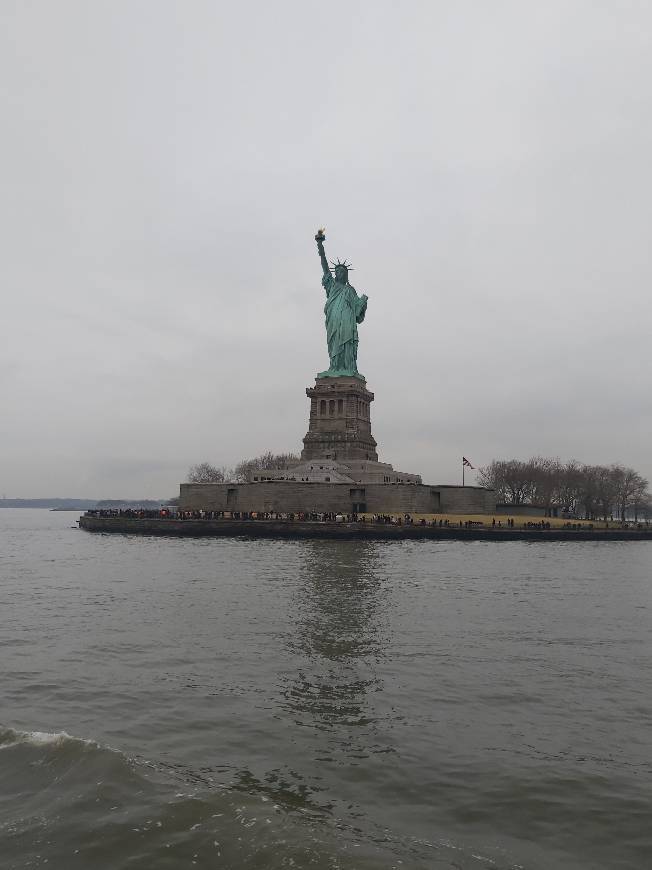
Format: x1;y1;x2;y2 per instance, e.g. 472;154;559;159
329;259;354;273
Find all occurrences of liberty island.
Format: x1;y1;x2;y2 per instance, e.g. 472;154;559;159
78;229;652;538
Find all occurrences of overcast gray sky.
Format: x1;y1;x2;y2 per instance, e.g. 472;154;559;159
1;0;651;498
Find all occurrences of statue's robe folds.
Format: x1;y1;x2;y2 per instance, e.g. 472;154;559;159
318;271;368;379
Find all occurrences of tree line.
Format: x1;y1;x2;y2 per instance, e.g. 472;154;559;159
187;452;300;485
477;457;650;520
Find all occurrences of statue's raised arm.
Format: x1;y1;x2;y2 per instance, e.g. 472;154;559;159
315;228;329;276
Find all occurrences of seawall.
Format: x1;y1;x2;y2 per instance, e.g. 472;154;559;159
78;515;652;542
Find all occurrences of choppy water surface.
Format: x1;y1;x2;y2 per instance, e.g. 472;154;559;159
1;510;651;869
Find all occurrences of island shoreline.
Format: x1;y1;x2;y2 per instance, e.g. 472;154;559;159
78;515;652;542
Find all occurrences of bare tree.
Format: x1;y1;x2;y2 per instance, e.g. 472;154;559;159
187;462;228;483
557;460;584;516
233;451;300;483
529;456;563;513
477;459;534;505
593;465;621;521
614;467;648;521
576;464;601;519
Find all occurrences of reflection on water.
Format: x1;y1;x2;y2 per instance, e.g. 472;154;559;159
280;542;394;758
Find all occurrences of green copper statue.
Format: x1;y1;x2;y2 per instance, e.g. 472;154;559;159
315;228;368;380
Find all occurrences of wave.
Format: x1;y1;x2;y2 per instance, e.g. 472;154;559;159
0;725;99;750
0;723;513;869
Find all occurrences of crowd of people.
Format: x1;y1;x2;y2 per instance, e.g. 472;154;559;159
85;508;648;530
87;508;175;519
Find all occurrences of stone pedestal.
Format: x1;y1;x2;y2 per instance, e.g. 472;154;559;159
301;376;379;462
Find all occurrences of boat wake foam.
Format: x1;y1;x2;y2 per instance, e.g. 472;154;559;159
0;725;99;750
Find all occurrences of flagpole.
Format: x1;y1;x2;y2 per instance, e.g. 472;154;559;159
462;458;465;487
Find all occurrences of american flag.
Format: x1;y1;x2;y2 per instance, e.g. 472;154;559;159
462;457;474;469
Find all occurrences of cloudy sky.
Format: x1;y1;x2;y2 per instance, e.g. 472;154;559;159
1;1;651;498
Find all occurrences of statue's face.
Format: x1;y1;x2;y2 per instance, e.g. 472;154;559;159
334;265;347;283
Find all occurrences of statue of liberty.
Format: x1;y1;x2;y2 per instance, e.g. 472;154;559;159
315;229;368;380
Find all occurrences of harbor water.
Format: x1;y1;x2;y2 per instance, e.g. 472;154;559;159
1;509;651;869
